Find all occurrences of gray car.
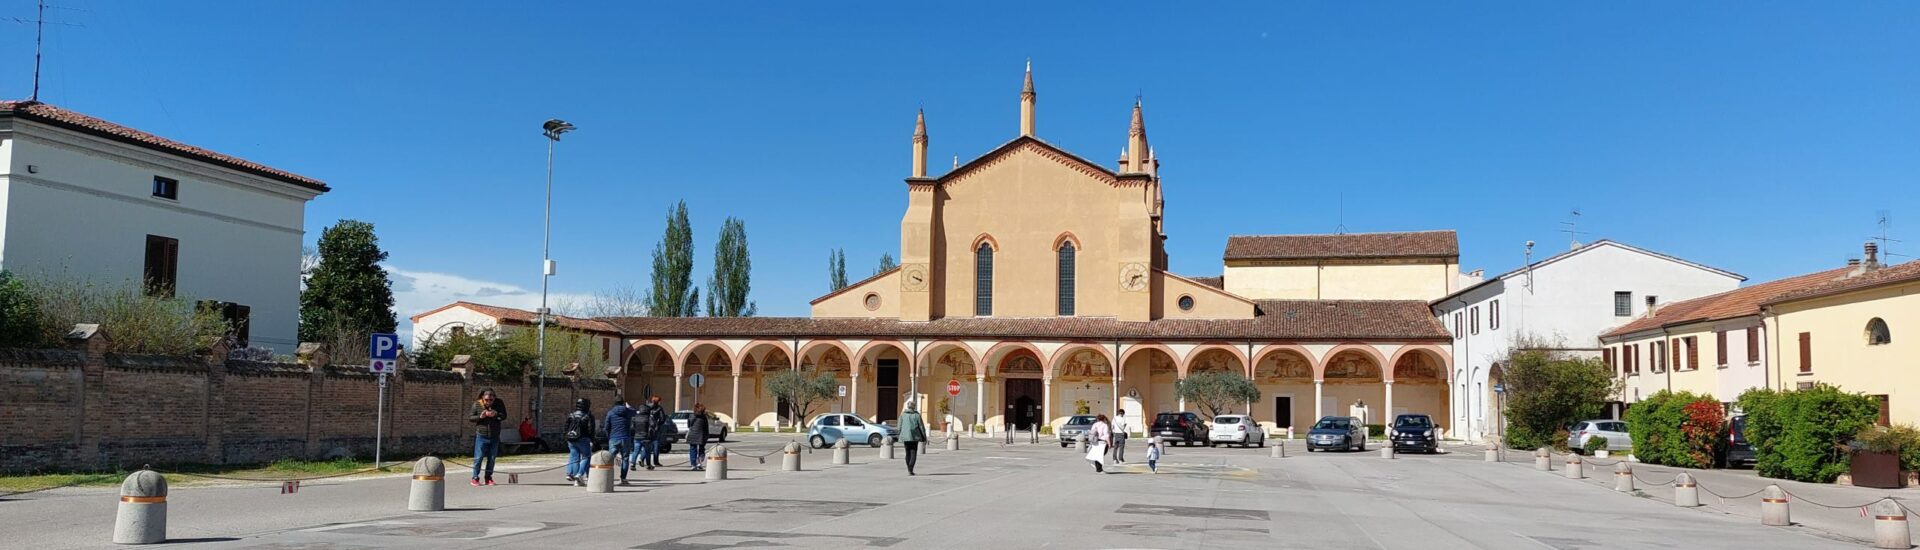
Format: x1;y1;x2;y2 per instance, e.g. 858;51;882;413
1306;416;1367;452
1057;415;1097;447
807;413;899;448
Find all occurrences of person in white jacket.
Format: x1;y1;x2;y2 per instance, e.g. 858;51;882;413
1110;410;1132;463
1086;414;1111;473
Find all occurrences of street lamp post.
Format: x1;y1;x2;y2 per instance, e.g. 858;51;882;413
536;118;575;438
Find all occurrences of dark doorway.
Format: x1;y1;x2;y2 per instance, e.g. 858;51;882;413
877;359;900;422
1005;378;1043;430
778;397;792;426
1274;396;1293;429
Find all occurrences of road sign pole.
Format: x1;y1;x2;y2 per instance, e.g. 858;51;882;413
367;333;399;471
376;372;386;469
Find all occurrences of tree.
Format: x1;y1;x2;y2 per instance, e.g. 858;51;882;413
0;271;44;347
299;220;397;347
411;327;537;378
705;217;756;317
827;248;848;291
874;252;898;276
644;201;699;317
1500;350;1620;450
1175;371;1261;418
766;369;837;430
1738;385;1878;482
584;284;647;318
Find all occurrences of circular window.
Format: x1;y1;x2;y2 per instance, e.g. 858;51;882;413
863;293;882;311
1177;295;1195;312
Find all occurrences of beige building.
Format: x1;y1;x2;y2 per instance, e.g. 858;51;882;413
435;67;1459;434
1762;245;1919;425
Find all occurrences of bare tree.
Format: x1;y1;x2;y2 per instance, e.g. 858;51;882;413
584;284;648;318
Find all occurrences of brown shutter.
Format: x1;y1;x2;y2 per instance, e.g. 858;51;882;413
1747;329;1761;364
1798;332;1812;373
1716;331;1728;366
1604;348;1615;375
1671;339;1681;370
1687;336;1699;370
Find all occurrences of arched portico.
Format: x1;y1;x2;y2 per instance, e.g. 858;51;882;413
622;341;676;406
1387;346;1449;428
853;340;913;422
1322;347;1385;427
1252;345;1315;432
1050;344;1116;430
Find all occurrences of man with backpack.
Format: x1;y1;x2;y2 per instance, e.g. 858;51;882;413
563;398;596;487
641;396;672;469
602;397;637;485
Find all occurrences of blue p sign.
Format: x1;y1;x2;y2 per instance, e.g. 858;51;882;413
369;333;399;360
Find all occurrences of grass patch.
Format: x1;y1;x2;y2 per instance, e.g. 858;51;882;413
0;458;395;493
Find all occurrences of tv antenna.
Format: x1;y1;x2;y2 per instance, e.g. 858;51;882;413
1335;192;1346;235
1874;210;1907;259
1559;208;1589;250
8;0;85;101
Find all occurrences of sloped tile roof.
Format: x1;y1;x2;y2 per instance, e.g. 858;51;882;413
0;100;327;191
1186;275;1224;290
1600;266;1855;338
1763;260;1920;306
1225;231;1458;261
419;301;623;334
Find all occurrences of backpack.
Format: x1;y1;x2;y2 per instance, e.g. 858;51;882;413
566;412;587;441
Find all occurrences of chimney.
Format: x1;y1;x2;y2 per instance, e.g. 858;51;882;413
1865;241;1880;268
1848;258;1862;267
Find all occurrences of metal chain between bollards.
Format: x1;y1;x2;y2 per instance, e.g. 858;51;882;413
1696;484;1767;500
1777;487;1902;510
1631;471;1681;487
441;455;588;475
153;460;407;483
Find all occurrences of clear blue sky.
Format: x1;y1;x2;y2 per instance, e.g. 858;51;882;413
6;2;1917;332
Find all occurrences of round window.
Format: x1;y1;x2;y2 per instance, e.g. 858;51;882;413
863;293;882;311
1177;295;1195;312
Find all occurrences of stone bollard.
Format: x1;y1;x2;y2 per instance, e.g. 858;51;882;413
1674;472;1700;507
782;441;803;472
587;450;616;493
1076;433;1087;452
1380;446;1394;459
833;438;851;465
1873;498;1910;549
1613;461;1633;493
408;457;446;511
1760;485;1790;526
1563;453;1584;479
704;445;728;481
880;437;895;460
947;433;960;451
1271;442;1284;458
1534;447;1551;471
113;469;167;544
1485;449;1499;462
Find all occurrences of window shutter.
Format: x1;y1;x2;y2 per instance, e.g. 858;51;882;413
1716;331;1728;366
1798;332;1812;373
1687;336;1698;370
1748;329;1761;364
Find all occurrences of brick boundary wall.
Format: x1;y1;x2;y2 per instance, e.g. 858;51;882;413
0;329;616;473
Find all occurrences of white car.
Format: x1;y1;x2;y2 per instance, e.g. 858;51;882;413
1207;414;1265;448
1566;419;1630;453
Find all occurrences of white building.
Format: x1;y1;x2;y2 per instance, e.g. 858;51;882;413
1429;240;1743;441
409;301;624;372
0;101;328;352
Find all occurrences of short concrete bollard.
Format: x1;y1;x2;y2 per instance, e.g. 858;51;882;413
880;437;895;460
947;434;960;451
408;457;445;511
1674;472;1701;507
1873;498;1910;549
1534;447;1551;471
1380;446;1394;459
1760;485;1790;526
113;469;167;544
704;445;728;481
1613;461;1633;493
1271;442;1284;458
832;438;851;465
1485;449;1499;462
781;441;802;471
587;450;616;493
1563;454;1584;479
1076;433;1087;452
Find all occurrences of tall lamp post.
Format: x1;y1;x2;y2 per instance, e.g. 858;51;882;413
535;118;575;437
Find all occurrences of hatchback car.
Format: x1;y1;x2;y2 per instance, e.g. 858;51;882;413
1057;415;1097;447
1306;416;1367;452
1207;414;1265;447
1152;412;1207;446
807;413;899;448
1389;414;1438;453
1566;419;1631;454
1718;415;1754;468
670;410;729;443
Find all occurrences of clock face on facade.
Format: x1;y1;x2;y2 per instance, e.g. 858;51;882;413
901;264;929;291
1120;262;1149;292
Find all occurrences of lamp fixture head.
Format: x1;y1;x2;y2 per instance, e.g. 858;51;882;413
543;119;576;140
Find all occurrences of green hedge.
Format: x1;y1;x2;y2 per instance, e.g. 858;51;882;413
1738;385;1878;483
1625;390;1723;468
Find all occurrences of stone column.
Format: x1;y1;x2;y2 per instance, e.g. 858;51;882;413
730;373;741;430
975;374;986;429
673;373;683;411
1042;379;1053;431
1177;377;1187;411
851;373;860;419
1384;381;1395;425
1314;380;1325;421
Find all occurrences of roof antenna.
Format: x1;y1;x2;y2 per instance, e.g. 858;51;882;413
1559;208;1588;250
1875;210;1907;259
1335;193;1347;235
14;0;84;102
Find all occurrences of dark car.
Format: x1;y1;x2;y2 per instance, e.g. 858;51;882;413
1152;412;1207;446
1307;416;1367;452
1389;414;1438;454
1718;415;1755;468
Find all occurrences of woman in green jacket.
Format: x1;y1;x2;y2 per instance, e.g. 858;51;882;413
898;401;929;475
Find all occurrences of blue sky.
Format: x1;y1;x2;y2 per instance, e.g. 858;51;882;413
5;2;1917;334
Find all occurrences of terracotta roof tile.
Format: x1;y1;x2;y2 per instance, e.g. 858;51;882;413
809;267;899;305
1600;266;1855;338
426;301;623;334
1225;231;1458;261
1763;260;1920;306
0;100;327;191
603;300;1447;341
1186;275;1224;290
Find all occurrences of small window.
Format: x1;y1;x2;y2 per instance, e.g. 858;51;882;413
1747;329;1761;364
1454;312;1464;339
1489;300;1500;330
143;235;179;297
151;176;178;200
1470;307;1480;335
450;326;467;339
1177;295;1194;312
863;293;882;311
1614;292;1632;316
1868;318;1892;345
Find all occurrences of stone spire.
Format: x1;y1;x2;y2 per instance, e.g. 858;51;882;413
1125;99;1148;173
911;109;928;178
1019;60;1036;137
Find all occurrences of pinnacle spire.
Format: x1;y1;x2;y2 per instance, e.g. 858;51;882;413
1022;59;1034;94
1019;60;1036;136
1125;99;1149;173
910;109;928;178
913;109;927;141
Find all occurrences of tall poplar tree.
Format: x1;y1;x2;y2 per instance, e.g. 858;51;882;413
705;217;756;317
828;248;848;291
645;201;699;317
299;220;397;342
874;252;898;276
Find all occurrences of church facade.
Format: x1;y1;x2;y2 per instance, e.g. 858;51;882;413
602;67;1459;434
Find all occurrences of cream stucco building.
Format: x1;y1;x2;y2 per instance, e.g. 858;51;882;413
1761;245;1919;425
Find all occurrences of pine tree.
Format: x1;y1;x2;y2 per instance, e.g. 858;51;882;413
828;248;849;291
645;201;700;317
705;217;756;317
298;220;397;343
874;252;898;276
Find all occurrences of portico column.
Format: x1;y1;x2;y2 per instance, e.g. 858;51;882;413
1042;378;1053;430
730;372;741;430
1177;376;1187;411
1384;381;1394;426
975;373;986;429
851;373;861;420
674;373;683;410
1314;380;1324;420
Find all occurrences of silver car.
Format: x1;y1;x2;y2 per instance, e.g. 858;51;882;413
1567;420;1631;453
1057;415;1097;447
807;413;899;448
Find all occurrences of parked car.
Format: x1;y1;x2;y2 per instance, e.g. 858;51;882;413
1306;416;1367;452
1566;419;1632;453
670;410;729;443
1389;414;1438;454
1207;414;1265;447
1718;415;1755;468
807;413;899;448
1057;415;1097;447
1151;412;1207;446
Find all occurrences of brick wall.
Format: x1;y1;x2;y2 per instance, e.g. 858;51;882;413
0;333;618;473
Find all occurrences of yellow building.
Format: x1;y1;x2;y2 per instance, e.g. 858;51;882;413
501;67;1458;435
1762;246;1920;425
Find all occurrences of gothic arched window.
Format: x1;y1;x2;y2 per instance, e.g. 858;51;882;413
975;243;994;316
1057;242;1076;316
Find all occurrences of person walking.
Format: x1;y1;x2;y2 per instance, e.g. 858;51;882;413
563;398;597;486
687;403;711;471
1086;413;1111;473
1110;409;1132;463
1145;436;1163;474
644;396;672;469
899;401;929;476
603;397;637;485
467;388;507;486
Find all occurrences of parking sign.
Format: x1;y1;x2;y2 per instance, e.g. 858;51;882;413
369;333;399;374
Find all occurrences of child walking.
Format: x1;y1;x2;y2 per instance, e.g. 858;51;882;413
1146;437;1163;474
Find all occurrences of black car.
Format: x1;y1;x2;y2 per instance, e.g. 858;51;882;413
1389;414;1438;453
1307;416;1367;452
1718;415;1755;468
1151;412;1206;446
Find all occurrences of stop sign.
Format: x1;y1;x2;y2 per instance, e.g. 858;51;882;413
946;379;962;397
